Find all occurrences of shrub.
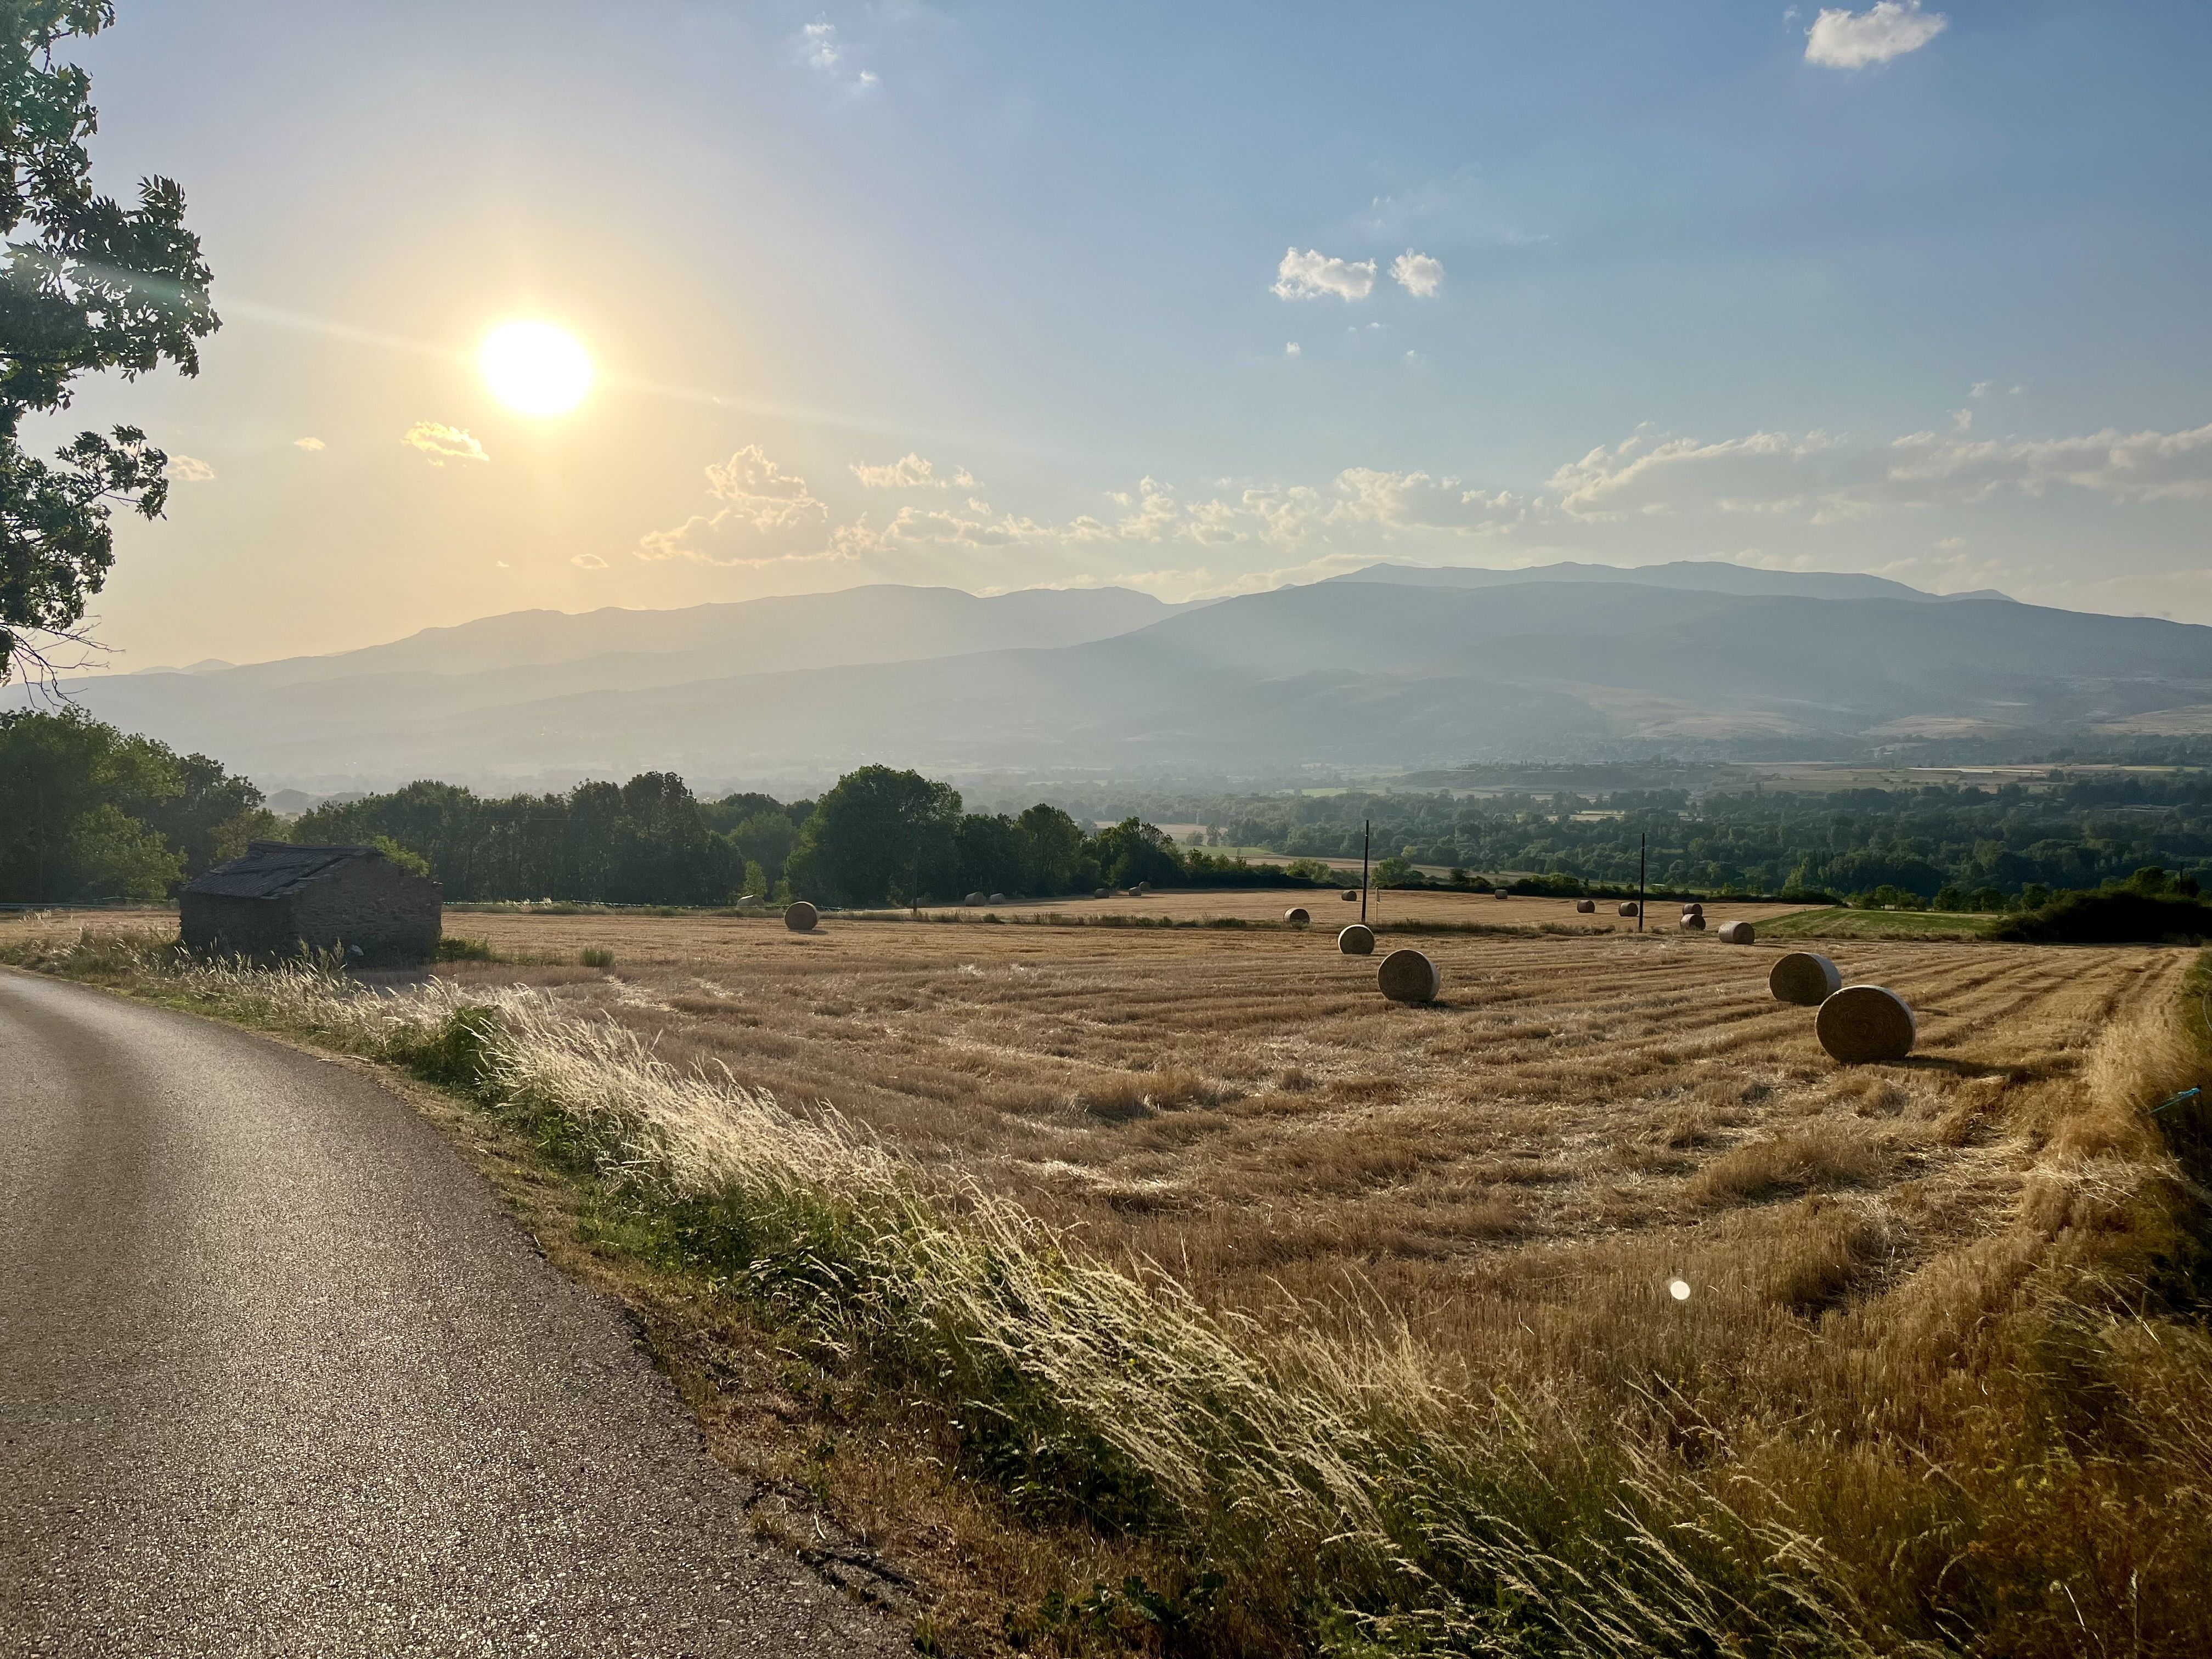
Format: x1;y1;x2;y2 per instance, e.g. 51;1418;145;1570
579;946;615;968
437;935;495;961
1993;890;2212;945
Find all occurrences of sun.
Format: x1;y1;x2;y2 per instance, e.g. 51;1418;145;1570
478;320;593;416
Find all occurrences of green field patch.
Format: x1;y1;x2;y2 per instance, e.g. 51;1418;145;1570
1756;906;1997;941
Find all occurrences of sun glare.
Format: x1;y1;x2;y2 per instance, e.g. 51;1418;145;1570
479;320;593;416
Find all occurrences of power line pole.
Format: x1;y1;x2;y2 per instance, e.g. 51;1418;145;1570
1638;832;1646;933
1361;819;1371;926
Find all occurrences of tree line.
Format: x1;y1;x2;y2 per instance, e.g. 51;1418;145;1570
8;707;2208;910
0;713;1276;905
1165;778;2212;905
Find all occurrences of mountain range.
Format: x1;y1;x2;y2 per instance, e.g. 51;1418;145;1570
17;563;2211;793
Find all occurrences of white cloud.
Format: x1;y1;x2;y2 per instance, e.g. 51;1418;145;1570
858;69;878;88
1273;247;1376;302
804;20;839;68
167;454;215;483
635;444;839;565
1968;381;1990;399
401;421;488;466
1950;408;1972;433
292;436;325;452
1390;250;1445;297
571;552;607;569
703;444;826;529
1548;420;2212;523
1284;341;1301;358
952;467;978;488
850;453;941;489
1804;2;1948;69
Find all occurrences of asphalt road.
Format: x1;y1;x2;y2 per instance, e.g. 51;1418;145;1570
0;969;908;1658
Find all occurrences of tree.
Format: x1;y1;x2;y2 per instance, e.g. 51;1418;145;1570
135;748;273;874
1013;803;1085;891
1086;817;1183;889
1;3;219;682
0;703;179;897
731;809;797;889
783;765;961;906
955;812;1023;898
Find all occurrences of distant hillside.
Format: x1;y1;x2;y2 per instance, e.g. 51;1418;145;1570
1327;560;2011;604
171;582;1179;688
19;569;2207;791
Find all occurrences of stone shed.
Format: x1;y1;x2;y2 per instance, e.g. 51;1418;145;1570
179;842;442;965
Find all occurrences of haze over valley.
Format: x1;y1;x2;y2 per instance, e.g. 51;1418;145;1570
28;561;2211;793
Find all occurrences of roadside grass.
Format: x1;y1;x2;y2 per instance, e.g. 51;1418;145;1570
1755;907;1997;941
6;926;2212;1657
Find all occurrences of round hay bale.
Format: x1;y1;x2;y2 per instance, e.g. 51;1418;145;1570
1338;923;1375;956
1284;906;1311;926
1575;899;1596;913
1342;888;1360;901
989;892;1007;904
1494;888;1510;900
1769;951;1842;1007
1717;921;1756;945
1680;913;1706;932
1617;901;1640;918
783;900;819;933
1680;901;1704;916
965;891;986;907
1136;882;1151;895
1816;985;1916;1064
1378;948;1440;1004
1095;887;1109;899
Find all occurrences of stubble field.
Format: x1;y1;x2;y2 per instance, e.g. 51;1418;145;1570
407;903;2186;1382
9;899;2208;1649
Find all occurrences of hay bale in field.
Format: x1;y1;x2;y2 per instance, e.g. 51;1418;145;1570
989;892;1007;904
1575;899;1596;913
1816;984;1915;1064
1680;913;1706;932
1095;887;1109;899
1494;888;1510;900
1284;906;1311;926
1617;901;1640;917
1769;951;1843;1007
1378;947;1440;1003
1680;901;1703;916
1136;882;1151;895
965;891;986;906
1718;921;1755;945
1339;923;1375;956
783;900;819;933
1342;888;1360;901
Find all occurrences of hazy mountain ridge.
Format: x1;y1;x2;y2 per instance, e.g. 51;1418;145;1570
153;583;1181;688
16;566;2207;791
1326;560;2013;604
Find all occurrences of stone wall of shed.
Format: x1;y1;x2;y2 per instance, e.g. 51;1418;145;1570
290;859;442;964
180;892;306;960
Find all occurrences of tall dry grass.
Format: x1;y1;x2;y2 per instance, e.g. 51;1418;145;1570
10;926;2212;1656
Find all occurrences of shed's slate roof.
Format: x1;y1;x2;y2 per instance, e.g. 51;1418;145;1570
182;842;382;901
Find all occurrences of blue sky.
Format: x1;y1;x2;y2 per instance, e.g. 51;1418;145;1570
50;0;2212;664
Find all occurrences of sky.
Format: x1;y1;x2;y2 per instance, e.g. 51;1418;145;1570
42;0;2212;667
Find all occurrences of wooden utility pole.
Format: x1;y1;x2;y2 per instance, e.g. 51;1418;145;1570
1361;819;1371;926
1638;832;1646;933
